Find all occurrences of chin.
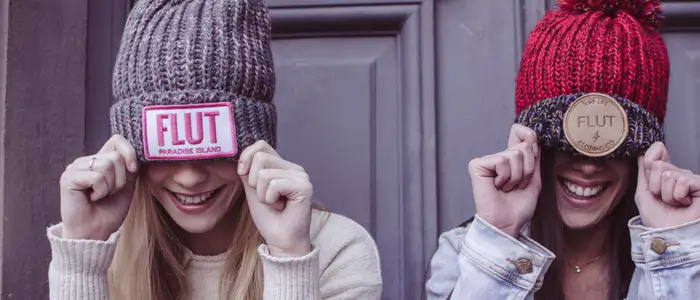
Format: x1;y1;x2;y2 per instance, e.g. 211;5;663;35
554;177;618;230
169;217;221;234
559;209;606;230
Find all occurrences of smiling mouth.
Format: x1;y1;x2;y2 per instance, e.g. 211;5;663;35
559;179;609;199
170;186;224;205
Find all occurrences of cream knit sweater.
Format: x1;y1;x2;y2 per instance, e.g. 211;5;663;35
47;211;382;300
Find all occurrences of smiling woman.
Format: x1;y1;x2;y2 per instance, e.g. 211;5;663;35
46;0;382;299
425;0;700;299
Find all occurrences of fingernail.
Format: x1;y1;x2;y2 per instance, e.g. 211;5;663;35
130;162;138;171
238;162;244;174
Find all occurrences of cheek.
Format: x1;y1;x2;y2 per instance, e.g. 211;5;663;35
208;163;241;184
144;165;171;186
605;162;633;208
611;161;633;191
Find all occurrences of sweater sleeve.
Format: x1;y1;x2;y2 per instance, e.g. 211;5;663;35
258;244;321;299
47;223;119;300
258;213;383;300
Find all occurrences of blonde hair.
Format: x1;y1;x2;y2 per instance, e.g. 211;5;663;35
108;175;264;300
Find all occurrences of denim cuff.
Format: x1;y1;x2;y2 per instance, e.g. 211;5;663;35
462;215;555;290
629;216;700;269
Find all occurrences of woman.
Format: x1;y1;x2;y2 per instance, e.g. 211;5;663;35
48;0;382;299
426;0;700;299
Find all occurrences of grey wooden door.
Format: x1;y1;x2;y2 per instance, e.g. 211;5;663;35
77;1;700;300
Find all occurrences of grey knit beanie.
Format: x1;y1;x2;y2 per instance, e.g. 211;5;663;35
109;0;276;162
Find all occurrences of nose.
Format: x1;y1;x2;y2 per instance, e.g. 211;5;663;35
570;159;605;176
171;163;209;189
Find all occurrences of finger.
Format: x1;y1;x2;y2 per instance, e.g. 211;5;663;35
61;171;111;201
94;156;118;195
637;156;649;189
100;135;139;173
241;178;284;212
673;175;692;206
266;178;313;207
643;142;671;174
508;124;539;153
648;161;676;196
237;140;279;176
502;149;524;192
678;168;693;175
517;142;536;189
71;153;125;195
265;179;291;211
660;171;683;206
471;154;511;188
98;152;126;195
246;152;305;187
256;169;308;202
107;152;128;194
686;173;700;198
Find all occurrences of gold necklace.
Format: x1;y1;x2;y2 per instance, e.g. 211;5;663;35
569;255;602;273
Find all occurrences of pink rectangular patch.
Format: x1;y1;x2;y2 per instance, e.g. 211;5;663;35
142;102;237;161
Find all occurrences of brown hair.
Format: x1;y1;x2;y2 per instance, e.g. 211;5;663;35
530;149;637;300
451;149;638;299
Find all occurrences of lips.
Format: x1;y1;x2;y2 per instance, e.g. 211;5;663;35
167;186;223;214
563;180;606;198
558;178;610;209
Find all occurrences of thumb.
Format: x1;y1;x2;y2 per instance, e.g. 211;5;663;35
508;124;538;150
638;142;670;191
643;142;671;170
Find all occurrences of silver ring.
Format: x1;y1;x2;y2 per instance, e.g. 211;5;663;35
88;157;97;171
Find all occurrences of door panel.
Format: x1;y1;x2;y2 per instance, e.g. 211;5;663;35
268;3;436;299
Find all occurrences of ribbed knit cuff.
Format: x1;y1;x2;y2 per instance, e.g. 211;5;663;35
47;223;118;300
258;244;320;300
514;92;664;159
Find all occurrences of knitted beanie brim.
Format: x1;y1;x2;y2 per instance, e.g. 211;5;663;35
515;92;663;159
110;89;276;162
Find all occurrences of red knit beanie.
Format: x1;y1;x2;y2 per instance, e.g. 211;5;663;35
515;0;669;158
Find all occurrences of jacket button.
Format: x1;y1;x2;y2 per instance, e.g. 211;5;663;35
650;238;667;254
515;258;533;274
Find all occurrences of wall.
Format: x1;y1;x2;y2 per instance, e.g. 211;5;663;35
0;0;87;298
0;0;697;299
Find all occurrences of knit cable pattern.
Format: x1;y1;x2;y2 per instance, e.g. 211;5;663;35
110;0;276;162
515;93;664;159
513;1;669;158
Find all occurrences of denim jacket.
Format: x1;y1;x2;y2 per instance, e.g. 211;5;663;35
425;214;700;299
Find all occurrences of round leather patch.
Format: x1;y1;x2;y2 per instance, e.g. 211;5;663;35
563;93;629;157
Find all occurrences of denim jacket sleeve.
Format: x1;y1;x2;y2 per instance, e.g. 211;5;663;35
426;215;555;300
626;216;700;300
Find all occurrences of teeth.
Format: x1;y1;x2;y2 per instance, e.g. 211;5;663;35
175;190;215;204
564;181;604;198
